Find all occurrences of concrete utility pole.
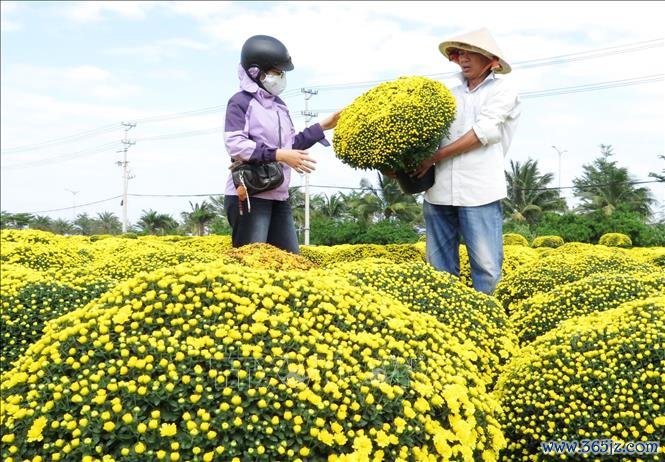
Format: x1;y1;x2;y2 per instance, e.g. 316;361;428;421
300;88;318;246
65;188;79;221
551;145;567;191
117;122;136;233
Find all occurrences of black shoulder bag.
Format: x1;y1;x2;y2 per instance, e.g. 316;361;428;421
230;159;284;196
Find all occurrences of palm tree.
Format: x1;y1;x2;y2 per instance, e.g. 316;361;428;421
0;211;12;229
96;211;122;234
648;155;665;183
7;212;34;229
347;173;422;224
315;192;348;219
137;209;178;235
73;213;95;235
29;215;53;231
208;195;226;215
573;145;654;217
50;219;75;235
288;187;306;233
345;188;383;224
181;201;216;236
504;158;566;223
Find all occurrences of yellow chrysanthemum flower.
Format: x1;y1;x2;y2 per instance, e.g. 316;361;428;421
333;76;456;172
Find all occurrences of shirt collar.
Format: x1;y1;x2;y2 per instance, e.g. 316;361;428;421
457;71;497;93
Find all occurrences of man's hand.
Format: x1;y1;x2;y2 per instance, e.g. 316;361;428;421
276;149;317;174
320;110;342;131
380;169;397;179
412;156;436;179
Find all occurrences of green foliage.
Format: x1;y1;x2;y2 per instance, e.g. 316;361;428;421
587;209;665;246
531;235;564;248
502;219;535;242
309;217;364;246
361;220;419;244
530;210;665;246
531;212;595;243
309;217;418;246
503;158;566;223
135;209;180;235
572;145;655;218
598;232;632;248
209;216;232;236
181;201;217;236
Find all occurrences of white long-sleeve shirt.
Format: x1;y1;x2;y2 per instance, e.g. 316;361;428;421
425;72;521;206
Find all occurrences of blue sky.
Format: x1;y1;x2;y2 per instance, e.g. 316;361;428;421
1;1;664;224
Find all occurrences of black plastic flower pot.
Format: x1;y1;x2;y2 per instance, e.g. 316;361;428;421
395;166;434;194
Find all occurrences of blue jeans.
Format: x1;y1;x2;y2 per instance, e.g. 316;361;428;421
423;200;503;294
224;195;300;254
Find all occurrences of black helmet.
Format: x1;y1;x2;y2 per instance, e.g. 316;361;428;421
241;35;294;74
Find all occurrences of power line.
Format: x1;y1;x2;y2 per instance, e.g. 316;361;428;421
1;108;227;155
305;73;664;115
509;38;663;70
2;141;120;169
134;127;221;142
3;38;661;155
520;74;663;99
132;105;227;124
129;193;222;198
16;179;663;215
281;38;664;95
1;124;119;154
27;196;123;214
7;72;663;168
510;179;663;192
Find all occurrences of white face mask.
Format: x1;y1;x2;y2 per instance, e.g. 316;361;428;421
261;72;287;96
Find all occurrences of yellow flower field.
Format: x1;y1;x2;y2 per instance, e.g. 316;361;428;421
1;230;663;461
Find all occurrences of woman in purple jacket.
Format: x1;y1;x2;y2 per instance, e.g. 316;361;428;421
223;35;339;254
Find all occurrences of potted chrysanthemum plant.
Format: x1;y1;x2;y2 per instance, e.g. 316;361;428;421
333;76;456;193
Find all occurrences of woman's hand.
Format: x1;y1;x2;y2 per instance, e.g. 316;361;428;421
276;149;317;174
320;110;342;131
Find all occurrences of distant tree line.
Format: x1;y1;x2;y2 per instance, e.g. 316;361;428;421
3;145;664;246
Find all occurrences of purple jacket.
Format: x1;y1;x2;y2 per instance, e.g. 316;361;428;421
224;65;330;201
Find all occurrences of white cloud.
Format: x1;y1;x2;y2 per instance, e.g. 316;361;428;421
2;1;663;222
181;1;665;86
64;1;155;22
1;1;21;31
164;1;233;21
105;37;210;63
65;65;111;81
2;64;142;101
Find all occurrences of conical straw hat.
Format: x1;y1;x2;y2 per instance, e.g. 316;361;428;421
439;27;511;74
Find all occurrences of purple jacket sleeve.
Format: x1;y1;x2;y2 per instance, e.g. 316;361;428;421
224;93;277;162
293;123;330;150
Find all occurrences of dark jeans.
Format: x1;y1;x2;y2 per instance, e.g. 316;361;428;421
224;195;300;254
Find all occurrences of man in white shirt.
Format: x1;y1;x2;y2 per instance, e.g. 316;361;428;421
413;28;521;294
